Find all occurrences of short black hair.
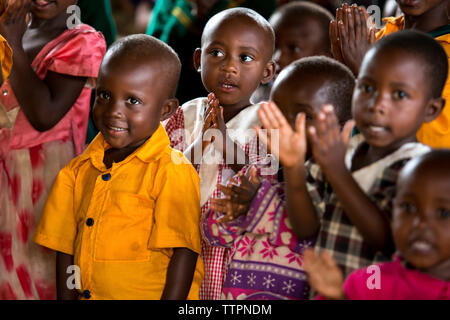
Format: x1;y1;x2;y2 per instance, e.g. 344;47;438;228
273;56;355;124
270;1;333;53
368;30;448;99
201;7;275;59
104;34;182;97
399;148;450;185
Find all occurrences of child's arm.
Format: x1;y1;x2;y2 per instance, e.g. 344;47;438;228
56;252;79;300
308;105;393;251
0;2;87;132
160;248;198;300
256;102;320;238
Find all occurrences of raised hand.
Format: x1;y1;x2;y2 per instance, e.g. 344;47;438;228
308;105;354;176
0;0;32;48
331;4;376;75
303;248;346;300
256;101;307;169
212;167;262;223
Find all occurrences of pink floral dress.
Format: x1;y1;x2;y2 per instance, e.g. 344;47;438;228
0;24;106;300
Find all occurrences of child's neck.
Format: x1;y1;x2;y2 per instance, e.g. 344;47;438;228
221;100;252;123
352;135;417;172
420;258;450;282
29;11;70;33
103;142;148;169
404;2;450;33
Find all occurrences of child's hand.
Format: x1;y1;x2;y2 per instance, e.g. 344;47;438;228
203;93;228;151
308;105;354;176
212;167;261;223
256;101;307;169
333;4;376;75
303;248;346;300
0;0;31;48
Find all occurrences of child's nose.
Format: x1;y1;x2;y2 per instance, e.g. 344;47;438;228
221;56;238;74
106;100;125;118
368;92;387;115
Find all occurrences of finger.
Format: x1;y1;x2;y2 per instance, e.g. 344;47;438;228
338;20;348;56
346;6;355;45
353;6;362;43
217;184;234;198
211;201;228;213
307;125;321;156
267;101;290;129
369;27;376;44
239;174;252;190
258;103;275;129
341;119;355;147
323;104;340;144
248;166;261;185
330;21;344;62
342;4;349;35
357;7;367;43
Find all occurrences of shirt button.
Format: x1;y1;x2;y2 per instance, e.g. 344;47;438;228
2;89;7;96
82;290;91;299
102;173;111;181
86;218;94;227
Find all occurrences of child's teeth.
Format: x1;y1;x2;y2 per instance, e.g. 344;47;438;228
370;126;384;132
412;241;432;251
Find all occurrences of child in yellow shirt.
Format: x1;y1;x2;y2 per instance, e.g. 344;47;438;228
33;34;204;300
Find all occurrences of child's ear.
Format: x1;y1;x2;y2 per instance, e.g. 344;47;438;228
423;97;445;123
193;48;202;72
261;60;276;85
160;98;179;122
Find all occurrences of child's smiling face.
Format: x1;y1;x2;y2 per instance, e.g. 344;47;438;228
93;56;172;150
392;155;450;271
31;0;77;20
352;47;439;151
196;16;275;112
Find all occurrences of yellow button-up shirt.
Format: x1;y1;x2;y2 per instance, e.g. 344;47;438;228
377;16;450;148
0;35;12;82
33;124;204;299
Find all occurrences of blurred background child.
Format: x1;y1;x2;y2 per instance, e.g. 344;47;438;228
251;1;333;103
0;0;105;300
304;150;450;300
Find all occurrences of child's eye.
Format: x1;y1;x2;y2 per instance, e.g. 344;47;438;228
400;202;417;214
436;207;450;219
393;90;408;100
240;54;254;62
126;97;141;105
210;49;224;58
288;45;301;54
360;83;374;94
98;91;110;100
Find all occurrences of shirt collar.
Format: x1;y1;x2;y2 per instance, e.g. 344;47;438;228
79;123;171;170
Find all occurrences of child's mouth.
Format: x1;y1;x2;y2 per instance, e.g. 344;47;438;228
32;0;55;9
105;124;128;135
408;239;434;255
218;81;238;93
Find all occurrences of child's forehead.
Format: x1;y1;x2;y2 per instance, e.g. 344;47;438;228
203;16;272;47
360;47;428;84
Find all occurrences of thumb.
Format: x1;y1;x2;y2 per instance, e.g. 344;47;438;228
341;120;355;147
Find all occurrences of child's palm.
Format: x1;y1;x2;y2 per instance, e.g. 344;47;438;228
303;249;345;300
257;102;307;168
